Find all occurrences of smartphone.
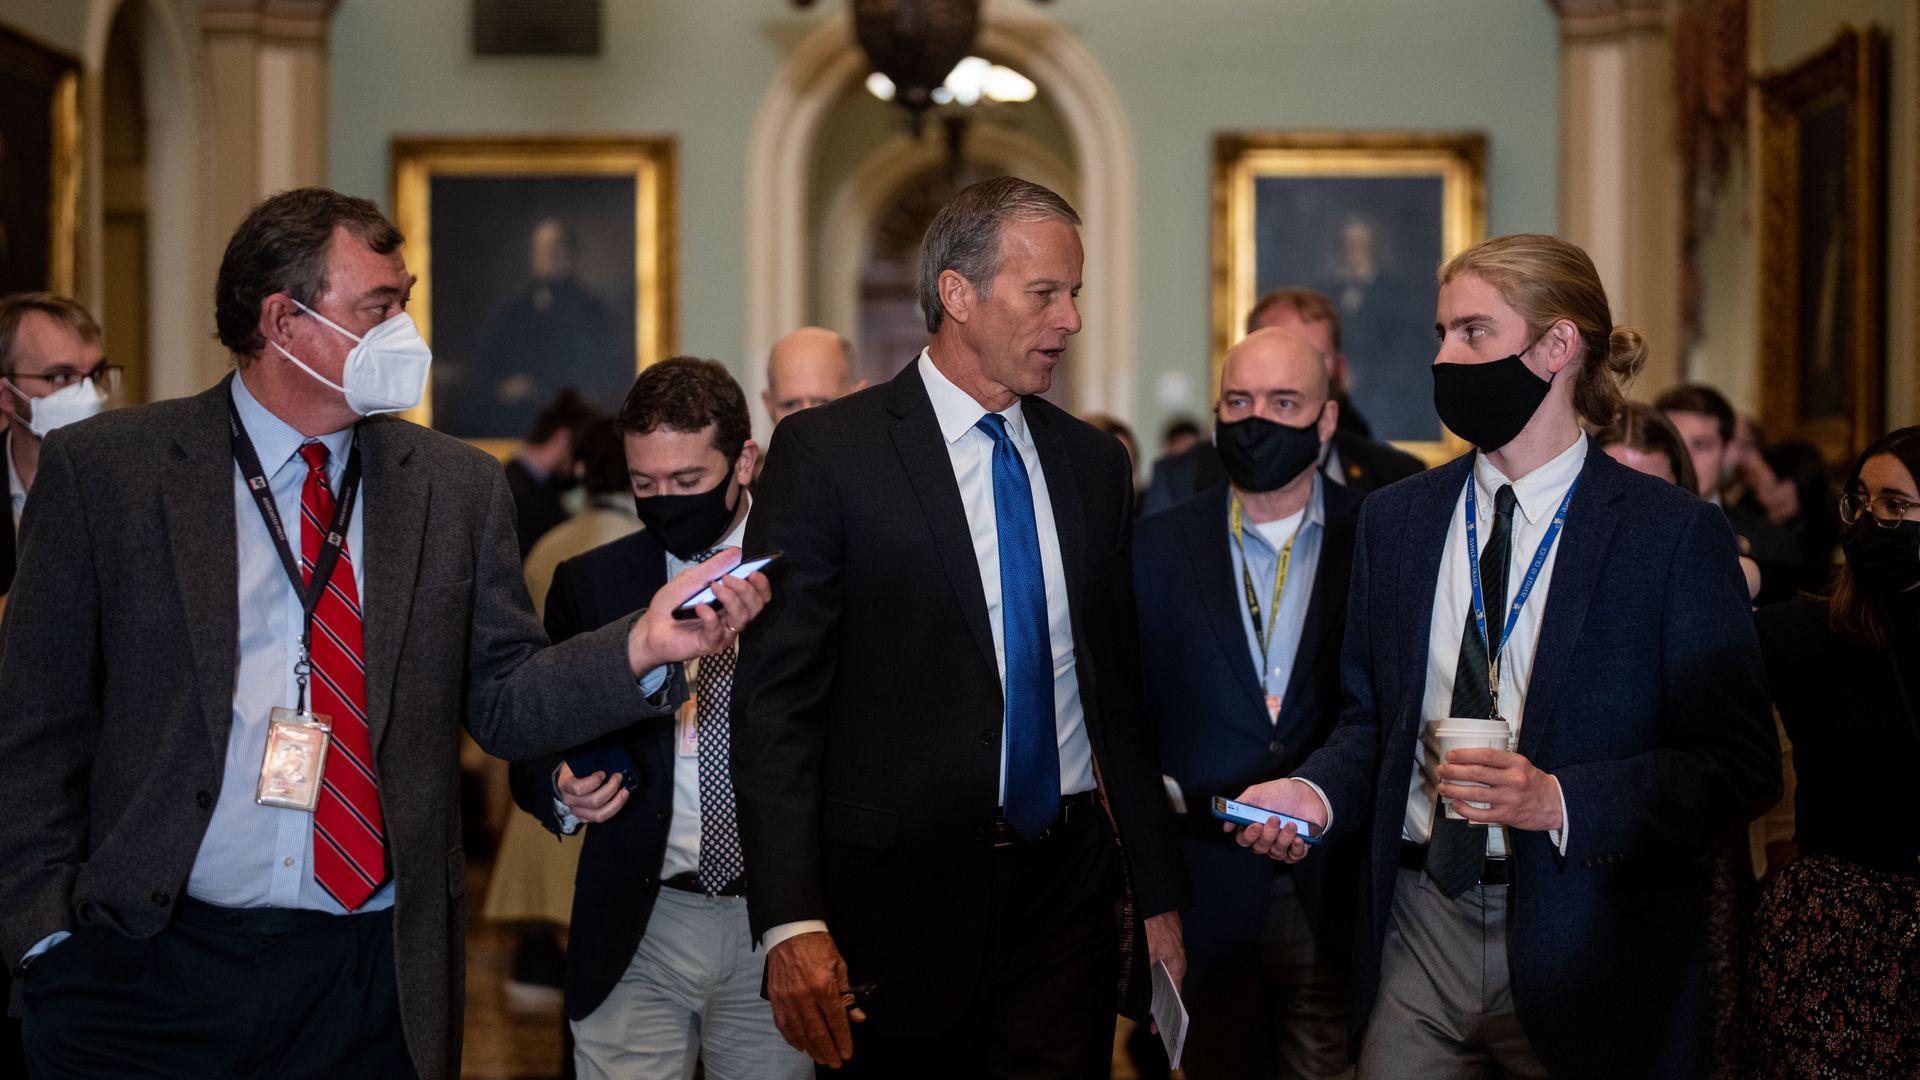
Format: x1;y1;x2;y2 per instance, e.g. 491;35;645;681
671;551;782;620
564;743;640;793
1210;796;1323;844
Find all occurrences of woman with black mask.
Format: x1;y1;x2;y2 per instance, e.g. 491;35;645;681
1746;425;1920;1078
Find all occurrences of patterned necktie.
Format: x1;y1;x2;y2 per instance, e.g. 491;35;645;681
974;413;1059;841
1426;482;1517;899
298;443;386;911
693;549;745;895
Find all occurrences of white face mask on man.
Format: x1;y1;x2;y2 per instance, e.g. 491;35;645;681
5;375;107;439
271;299;432;417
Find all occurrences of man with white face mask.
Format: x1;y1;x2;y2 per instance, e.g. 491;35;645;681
0;188;772;1080
0;292;113;599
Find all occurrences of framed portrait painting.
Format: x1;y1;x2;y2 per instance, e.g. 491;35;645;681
390;136;676;451
0;24;80;296
1757;27;1887;466
1213;132;1487;464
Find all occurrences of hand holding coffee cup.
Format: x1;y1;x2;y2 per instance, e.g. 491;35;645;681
1426;717;1514;823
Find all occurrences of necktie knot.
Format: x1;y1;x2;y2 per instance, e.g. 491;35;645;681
974;412;1012;444
299;442;329;475
1493;483;1517;519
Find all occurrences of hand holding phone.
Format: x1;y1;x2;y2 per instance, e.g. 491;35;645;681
1211;796;1323;844
672;551;782;620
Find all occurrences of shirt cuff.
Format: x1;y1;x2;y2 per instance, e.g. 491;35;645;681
762;919;830;953
637;664;669;701
1292;777;1335;835
549;766;583;836
23;930;70;968
1547;775;1569;855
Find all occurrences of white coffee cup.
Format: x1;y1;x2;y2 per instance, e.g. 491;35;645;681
1425;717;1514;821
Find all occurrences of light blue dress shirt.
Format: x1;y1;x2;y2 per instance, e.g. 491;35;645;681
1226;472;1326;713
184;373;392;913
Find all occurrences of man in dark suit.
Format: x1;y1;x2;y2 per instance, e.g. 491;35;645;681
0;188;768;1080
1136;327;1359;1078
508;357;807;1079
1655;383;1803;604
733;177;1188;1076
1141;287;1423;516
1234;234;1779;1079
504;389;599;560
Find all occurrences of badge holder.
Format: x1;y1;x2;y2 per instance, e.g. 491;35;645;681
256;636;334;812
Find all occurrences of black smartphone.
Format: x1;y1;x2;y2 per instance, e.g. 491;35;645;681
563;743;640;792
670;551;782;620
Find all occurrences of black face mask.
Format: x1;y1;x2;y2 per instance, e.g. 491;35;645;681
1841;517;1920;596
1214;409;1325;493
1431;349;1553;452
634;471;740;560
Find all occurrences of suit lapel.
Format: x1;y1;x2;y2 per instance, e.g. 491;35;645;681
1517;442;1622;759
1028;403;1088;621
1399;456;1472;715
1279;482;1359;717
163;379;242;756
886;362;998;674
1181;485;1266;718
357;417;427;758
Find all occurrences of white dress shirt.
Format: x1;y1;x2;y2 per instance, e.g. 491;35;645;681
1399;436;1585;857
7;430;25;537
916;350;1096;802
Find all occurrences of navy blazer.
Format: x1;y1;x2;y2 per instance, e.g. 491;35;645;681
1134;478;1363;971
507;528;674;1021
1294;442;1779;1079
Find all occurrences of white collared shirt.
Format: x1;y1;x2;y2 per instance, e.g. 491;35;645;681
915;349;1097;802
7;430;25;538
1400;436;1586;857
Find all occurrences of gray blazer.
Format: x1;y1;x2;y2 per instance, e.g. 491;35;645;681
0;377;684;1078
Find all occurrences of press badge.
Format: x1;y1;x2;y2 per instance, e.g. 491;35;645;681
256;708;333;812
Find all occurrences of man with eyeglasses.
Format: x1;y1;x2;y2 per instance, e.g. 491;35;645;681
0;292;118;600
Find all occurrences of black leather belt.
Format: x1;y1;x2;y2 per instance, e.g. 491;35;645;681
991;791;1099;848
660;872;746;898
1400;839;1512;887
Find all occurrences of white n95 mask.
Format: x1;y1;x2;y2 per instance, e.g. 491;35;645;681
271;299;432;416
6;376;107;439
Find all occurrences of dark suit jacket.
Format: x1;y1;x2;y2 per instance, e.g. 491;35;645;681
1141;429;1424;516
1134;479;1363;972
1293;443;1780;1079
0;378;686;1079
732;358;1188;1024
507;528;677;1021
505;457;568;561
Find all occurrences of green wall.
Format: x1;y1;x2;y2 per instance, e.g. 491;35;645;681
327;0;1558;441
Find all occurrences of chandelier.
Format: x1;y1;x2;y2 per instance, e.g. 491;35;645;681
792;0;1051;134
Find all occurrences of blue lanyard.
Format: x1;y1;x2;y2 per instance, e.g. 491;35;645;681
1464;472;1577;716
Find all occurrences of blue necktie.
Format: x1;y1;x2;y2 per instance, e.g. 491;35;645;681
975;413;1060;841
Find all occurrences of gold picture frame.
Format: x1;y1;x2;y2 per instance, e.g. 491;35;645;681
1757;26;1887;466
390;135;677;455
1212;132;1487;465
0;24;81;296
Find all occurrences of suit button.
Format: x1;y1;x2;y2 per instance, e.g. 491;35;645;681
656;810;669;822
643;876;656;888
979;729;993;747
1268;740;1283;755
195;790;213;809
150;891;170;907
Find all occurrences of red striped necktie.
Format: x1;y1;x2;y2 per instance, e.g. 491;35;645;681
298;442;386;910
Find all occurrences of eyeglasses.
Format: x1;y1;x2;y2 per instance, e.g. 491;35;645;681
1838;492;1918;529
3;362;123;394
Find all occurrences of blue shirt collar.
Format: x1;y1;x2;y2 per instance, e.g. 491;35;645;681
1231;469;1326;553
229;370;356;478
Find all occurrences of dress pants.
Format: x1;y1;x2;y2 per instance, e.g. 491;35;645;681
1181;871;1352;1079
835;807;1122;1079
22;897;411;1079
571;886;809;1080
1358;866;1546;1080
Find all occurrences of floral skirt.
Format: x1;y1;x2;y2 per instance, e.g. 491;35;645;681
1746;851;1920;1078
